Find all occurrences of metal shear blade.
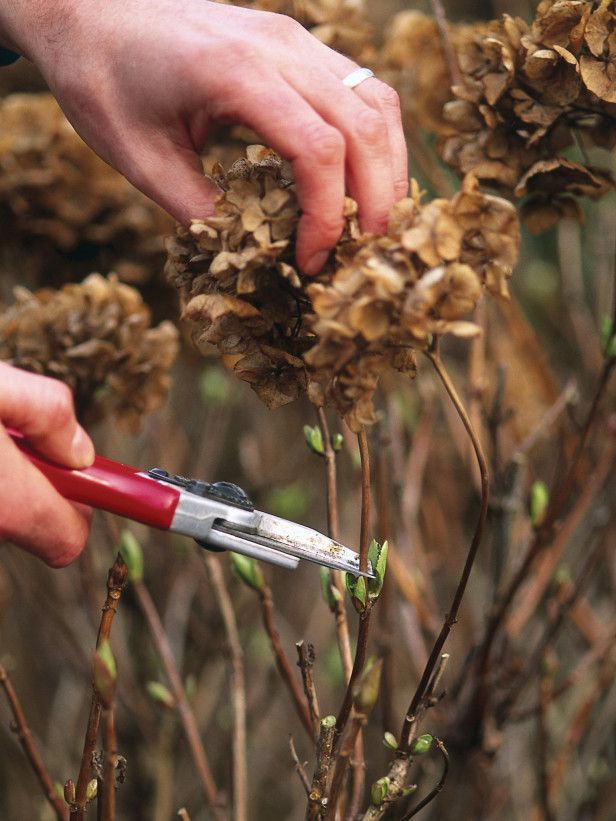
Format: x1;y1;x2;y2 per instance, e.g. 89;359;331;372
214;512;375;578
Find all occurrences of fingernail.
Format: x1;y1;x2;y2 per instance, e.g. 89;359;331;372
71;426;95;466
304;250;330;276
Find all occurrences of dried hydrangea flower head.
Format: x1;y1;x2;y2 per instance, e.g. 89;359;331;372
0;94;173;283
380;2;615;233
166;148;519;431
0;274;179;430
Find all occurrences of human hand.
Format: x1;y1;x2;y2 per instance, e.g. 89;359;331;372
0;363;94;567
0;0;407;274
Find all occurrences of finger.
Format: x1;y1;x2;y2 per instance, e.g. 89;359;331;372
113;135;222;225
283;66;395;236
214;79;346;275
0;426;91;567
351;78;408;201
0;363;94;467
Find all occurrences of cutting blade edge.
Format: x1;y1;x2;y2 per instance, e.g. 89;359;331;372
217;511;375;578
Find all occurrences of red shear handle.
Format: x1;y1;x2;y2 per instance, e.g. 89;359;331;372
8;430;180;530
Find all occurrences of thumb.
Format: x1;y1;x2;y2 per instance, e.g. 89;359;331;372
0;363;94;468
120;136;222;224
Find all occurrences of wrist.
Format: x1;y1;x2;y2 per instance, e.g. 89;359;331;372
0;1;81;67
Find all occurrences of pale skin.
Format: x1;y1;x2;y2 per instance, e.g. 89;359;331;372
0;0;408;565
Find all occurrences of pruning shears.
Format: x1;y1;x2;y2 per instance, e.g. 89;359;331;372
10;430;373;577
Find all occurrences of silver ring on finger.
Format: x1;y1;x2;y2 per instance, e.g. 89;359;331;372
342;67;375;90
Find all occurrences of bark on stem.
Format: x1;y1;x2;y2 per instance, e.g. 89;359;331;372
101;708;117;821
72;555;127;821
0;665;67;821
258;584;314;739
398;351;490;751
133;580;223;820
203;555;248;821
316;407;353;681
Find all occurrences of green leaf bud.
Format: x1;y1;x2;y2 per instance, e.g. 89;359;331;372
303;424;324;455
146;681;176;709
86;779;98;802
93;640;117;708
529;481;549;527
119;529;144;583
383;732;398;750
331;433;344;451
63;779;76;804
367;540;388;600
370;777;390;806
354;657;383;715
411;734;433;756
320;567;341;612
230;552;265;592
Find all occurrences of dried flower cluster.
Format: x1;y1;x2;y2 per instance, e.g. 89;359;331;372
0;94;173;282
166;147;519;430
0;274;179;429
380;1;615;232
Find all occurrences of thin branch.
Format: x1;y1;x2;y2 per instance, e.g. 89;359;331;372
536;676;555;821
329;713;366;820
72;555;127;821
316;407;353;683
133;579;224;820
289;735;311;797
306;716;337;820
203;555;248;821
430;0;463;87
296;641;320;738
0;665;67;821
402;737;449;820
478;355;615;681
258;583;314;739
101;708;117;821
330;428;373;817
399;349;490;752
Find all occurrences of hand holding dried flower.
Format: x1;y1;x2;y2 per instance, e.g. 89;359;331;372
0;362;93;567
0;0;407;274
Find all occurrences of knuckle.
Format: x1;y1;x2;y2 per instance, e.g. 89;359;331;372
354;109;386;146
378;84;402;114
304;210;344;242
44;379;76;428
305;124;344;167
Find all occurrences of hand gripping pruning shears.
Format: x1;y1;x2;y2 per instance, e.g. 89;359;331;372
9;430;373;577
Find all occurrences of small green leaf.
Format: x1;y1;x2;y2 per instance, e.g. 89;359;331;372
86;779;98;802
401;784;418;798
303;424;324;455
146;681;175;709
320;567;342;612
354;657;383;714
320;714;336;730
370;777;390;806
119;529;144;583
230;552;265;592
529;481;549;527
411;734;433;756
331;433;344;452
383;732;398;750
93;640;117;708
554;564;571;587
367;540;388;601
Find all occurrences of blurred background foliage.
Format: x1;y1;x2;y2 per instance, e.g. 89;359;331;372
0;1;614;819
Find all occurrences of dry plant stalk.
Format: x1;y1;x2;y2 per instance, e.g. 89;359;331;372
131;576;224;820
0;665;67;820
203;555;248;821
71;554;127;821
